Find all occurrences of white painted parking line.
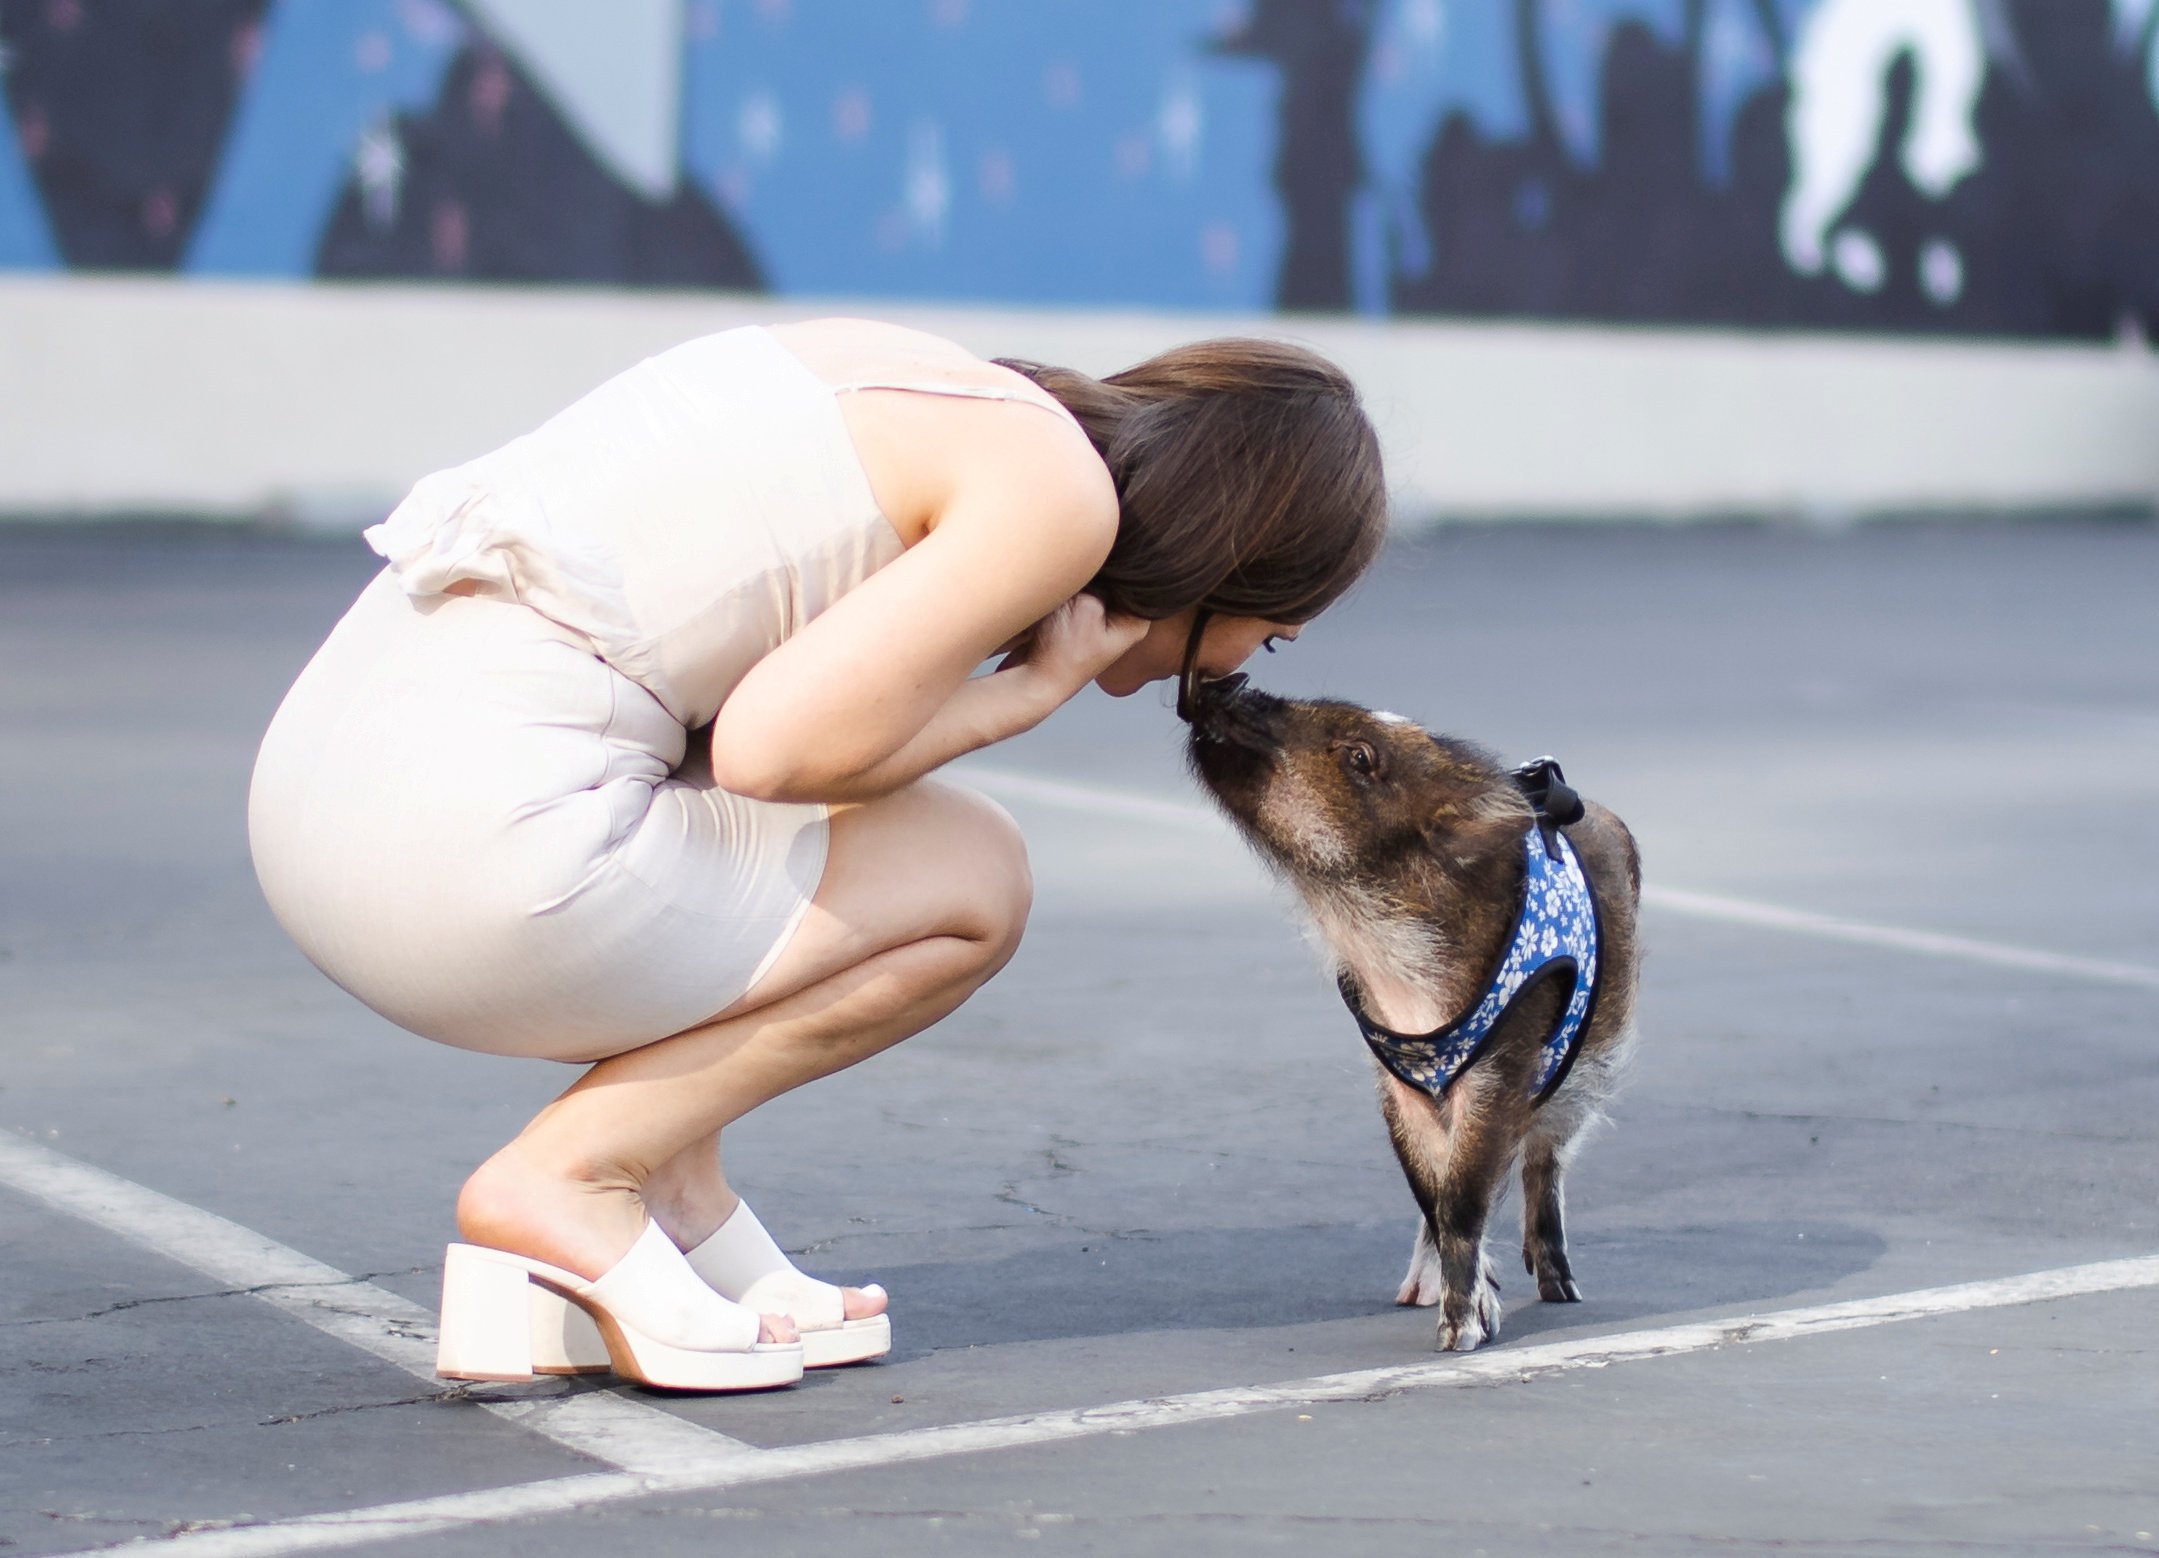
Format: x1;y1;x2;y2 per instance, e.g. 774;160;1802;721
0;1133;758;1481
93;1474;659;1558
958;765;2159;991
1640;884;2159;990
959;765;1225;829
92;1251;2159;1557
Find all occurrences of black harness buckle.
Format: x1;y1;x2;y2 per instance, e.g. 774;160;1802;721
1511;755;1584;858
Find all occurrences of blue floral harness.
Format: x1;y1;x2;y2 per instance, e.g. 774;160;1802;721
1338;758;1601;1106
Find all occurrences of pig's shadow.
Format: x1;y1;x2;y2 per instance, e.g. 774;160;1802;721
854;1216;1887;1356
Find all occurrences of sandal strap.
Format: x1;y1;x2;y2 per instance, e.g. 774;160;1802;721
685;1201;852;1329
583;1219;761;1352
683;1200;793;1295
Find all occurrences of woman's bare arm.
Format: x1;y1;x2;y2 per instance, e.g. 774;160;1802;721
763;593;1143;804
708;421;1130;803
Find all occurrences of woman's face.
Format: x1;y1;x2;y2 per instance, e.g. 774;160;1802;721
1093;607;1300;698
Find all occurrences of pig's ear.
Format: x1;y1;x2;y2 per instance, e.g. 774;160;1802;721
1419;787;1529;851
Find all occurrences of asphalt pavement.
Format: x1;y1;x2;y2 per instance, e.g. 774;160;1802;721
2;516;2155;1555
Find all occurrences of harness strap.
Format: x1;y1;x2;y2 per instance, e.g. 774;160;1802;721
1340;759;1601;1106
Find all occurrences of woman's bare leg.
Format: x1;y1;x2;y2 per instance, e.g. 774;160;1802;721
454;779;1030;1321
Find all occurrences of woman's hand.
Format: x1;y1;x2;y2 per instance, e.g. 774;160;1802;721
996;593;1151;700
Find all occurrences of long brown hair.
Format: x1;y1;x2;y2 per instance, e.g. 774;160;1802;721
994;338;1388;622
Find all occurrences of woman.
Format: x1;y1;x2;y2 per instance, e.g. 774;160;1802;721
248;316;1387;1390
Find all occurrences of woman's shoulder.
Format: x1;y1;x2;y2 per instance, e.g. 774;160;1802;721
769;317;1114;548
760;316;986;383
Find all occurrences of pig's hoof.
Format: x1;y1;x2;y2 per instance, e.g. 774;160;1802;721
1436;1315;1487;1351
1526;1244;1580;1304
1395;1220;1444;1307
1435;1258;1503;1351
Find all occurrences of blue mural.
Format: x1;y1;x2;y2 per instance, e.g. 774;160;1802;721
679;1;1283;308
190;0;465;278
1;0;2156;336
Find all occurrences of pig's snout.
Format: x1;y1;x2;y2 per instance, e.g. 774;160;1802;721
1185;673;1281;755
1191;671;1248;711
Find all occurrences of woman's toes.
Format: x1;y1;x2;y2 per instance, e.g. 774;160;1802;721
844;1283;888;1320
760;1312;800;1345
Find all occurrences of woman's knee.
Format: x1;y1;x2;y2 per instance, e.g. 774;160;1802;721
923;780;1033;964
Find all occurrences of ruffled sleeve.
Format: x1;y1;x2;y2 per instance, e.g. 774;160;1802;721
363;469;656;690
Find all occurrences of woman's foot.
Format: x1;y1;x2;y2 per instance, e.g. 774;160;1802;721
638;1155;887;1325
456;1145;798;1344
672;1199;892;1366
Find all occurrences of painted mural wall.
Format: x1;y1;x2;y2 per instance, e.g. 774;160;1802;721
0;0;2154;339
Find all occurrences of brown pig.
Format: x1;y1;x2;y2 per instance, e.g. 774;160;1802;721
1186;674;1642;1351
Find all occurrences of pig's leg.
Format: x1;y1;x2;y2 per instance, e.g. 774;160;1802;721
1377;1071;1450;1307
1519;1133;1583;1303
1377;1068;1515;1351
1520;1033;1634;1303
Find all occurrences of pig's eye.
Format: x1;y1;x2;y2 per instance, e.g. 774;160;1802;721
1337;741;1380;780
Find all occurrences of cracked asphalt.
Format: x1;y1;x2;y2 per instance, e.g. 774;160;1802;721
3;517;2156;1555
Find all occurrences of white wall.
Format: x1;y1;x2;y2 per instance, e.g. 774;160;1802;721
2;273;2155;524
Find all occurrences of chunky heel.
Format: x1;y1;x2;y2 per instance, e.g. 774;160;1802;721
437;1243;540;1382
438;1222;803;1393
529;1283;610;1375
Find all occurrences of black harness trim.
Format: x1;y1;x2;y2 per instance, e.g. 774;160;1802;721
1339;757;1602;1107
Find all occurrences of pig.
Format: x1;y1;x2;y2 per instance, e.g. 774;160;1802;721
1186;674;1642;1351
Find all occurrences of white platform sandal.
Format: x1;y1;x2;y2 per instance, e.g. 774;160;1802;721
683;1201;891;1368
435;1219;804;1391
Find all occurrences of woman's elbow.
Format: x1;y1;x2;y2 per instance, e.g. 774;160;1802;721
708;743;816;803
707;722;858;804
